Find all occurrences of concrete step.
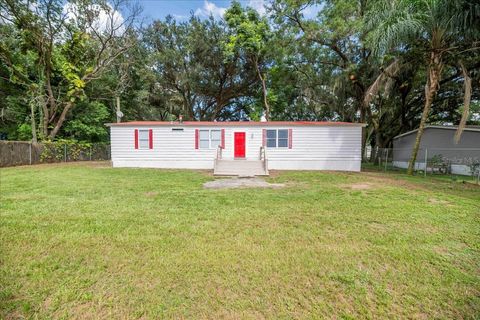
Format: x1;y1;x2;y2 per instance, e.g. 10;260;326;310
214;159;268;176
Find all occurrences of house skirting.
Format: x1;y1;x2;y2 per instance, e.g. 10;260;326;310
112;158;361;172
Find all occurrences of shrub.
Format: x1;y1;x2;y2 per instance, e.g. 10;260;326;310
40;139;92;162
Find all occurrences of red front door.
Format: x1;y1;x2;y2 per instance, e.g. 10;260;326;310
234;132;246;158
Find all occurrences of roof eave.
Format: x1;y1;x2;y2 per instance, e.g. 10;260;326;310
393;125;480;139
106;121;367;127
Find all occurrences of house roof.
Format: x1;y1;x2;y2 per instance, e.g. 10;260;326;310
106;121;366;127
393;125;480;139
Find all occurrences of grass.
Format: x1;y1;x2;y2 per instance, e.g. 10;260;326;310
0;162;479;319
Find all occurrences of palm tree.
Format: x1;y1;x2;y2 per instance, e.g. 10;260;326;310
366;0;479;174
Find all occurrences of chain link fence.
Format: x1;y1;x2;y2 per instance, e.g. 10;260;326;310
0;141;110;167
363;146;480;183
3;141;479;184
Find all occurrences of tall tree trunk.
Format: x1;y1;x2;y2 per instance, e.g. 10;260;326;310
407;52;443;175
374;129;384;163
360;104;366;159
37;98;46;138
116;96;122;123
371;118;382;163
48;101;73;139
183;93;195;120
254;58;269;121
30;100;37;143
454;61;472;143
38;90;49;137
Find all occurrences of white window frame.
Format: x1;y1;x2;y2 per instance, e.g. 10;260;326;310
138;129;150;149
199;129;222;149
266;129;289;148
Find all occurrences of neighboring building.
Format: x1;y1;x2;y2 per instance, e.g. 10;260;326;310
393;125;480;175
107;121;365;176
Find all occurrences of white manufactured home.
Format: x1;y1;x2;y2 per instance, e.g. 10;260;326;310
107;121;365;176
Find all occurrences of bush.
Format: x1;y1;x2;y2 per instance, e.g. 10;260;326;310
464;157;480;177
429;154;450;174
17;124;32;141
40;139;92;162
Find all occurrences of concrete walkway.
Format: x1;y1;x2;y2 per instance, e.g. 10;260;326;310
203;177;284;189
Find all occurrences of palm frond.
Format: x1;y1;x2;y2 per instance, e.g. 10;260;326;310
364;59;401;106
366;0;426;55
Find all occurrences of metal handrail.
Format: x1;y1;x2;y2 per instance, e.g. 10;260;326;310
259;146;268;173
216;145;223;160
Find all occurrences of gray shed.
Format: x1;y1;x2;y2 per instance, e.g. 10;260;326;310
392;125;480;175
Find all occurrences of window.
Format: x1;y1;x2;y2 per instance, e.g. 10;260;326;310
266;129;277;147
266;129;289;148
210;130;221;148
138;130;150;149
199;130;209;149
278;129;288;147
199;129;222;149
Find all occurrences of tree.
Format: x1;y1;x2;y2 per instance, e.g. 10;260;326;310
367;0;480;174
224;1;272;120
0;0;140;140
144;15;257;121
270;0;377;147
1;0;479;150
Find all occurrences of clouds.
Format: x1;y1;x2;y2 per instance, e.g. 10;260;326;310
138;0;321;22
247;0;266;16
302;3;323;19
63;2;125;35
194;1;227;19
193;0;267;20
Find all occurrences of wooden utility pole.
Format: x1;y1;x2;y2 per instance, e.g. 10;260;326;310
30;102;38;143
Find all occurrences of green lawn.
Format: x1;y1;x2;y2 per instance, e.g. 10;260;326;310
1;162;479;319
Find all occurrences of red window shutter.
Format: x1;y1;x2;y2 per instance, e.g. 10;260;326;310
134;129;139;149
262;129;266;147
288;129;293;149
149;129;153;149
195;129;199;149
221;129;225;149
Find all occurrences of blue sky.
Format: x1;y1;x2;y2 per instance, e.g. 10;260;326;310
137;0;321;21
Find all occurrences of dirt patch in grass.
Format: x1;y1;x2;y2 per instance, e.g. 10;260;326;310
60;302;112;320
428;198;452;206
204;177;285;189
352;172;429;191
368;221;389;233
144;191;159;197
85;161;112;168
342;183;375;190
4;311;24;320
361;170;480;192
267;170;284;178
